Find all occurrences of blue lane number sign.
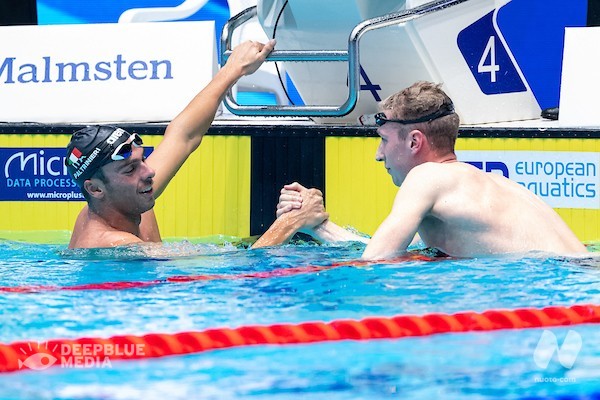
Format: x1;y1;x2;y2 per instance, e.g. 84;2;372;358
457;11;526;95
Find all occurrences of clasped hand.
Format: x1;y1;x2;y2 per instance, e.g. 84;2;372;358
276;182;328;232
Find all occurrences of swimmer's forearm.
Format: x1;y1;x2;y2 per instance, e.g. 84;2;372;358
167;63;245;148
150;42;274;199
251;214;304;248
310;220;369;244
167;40;275;149
149;63;257;199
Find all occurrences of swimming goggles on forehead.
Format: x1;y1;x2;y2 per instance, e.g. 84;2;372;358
374;103;455;126
110;133;143;161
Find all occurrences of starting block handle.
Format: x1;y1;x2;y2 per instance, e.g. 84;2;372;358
220;0;471;117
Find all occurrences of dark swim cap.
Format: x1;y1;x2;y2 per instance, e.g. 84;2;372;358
65;125;135;186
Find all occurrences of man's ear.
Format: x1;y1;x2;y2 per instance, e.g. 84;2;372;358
83;178;105;200
408;129;425;152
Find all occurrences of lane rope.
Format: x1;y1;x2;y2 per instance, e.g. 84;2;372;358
0;253;438;294
2;303;598;373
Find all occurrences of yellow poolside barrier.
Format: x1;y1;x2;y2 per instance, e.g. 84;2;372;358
0;130;598;244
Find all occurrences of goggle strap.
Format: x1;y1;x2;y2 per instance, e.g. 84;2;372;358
376;104;455;126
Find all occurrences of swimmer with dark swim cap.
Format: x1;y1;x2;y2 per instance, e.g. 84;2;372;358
67;39;277;249
66;125;143;186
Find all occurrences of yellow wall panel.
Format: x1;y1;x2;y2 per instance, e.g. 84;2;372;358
325;137;398;236
132;135;251;239
1;132;598;243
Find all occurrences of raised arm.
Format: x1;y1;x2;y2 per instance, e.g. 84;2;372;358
146;40;276;198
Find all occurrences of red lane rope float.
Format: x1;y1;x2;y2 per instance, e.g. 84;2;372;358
0;253;438;294
2;304;599;373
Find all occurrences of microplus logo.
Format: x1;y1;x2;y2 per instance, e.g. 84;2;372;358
533;330;582;369
4;149;67;178
0;55;173;84
0;148;82;201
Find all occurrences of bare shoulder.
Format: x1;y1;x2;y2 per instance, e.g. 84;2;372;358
69;208;143;249
97;231;145;248
406;162;470;187
392;163;462;208
69;226;143;249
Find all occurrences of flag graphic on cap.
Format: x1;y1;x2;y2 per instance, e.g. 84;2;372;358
68;147;83;166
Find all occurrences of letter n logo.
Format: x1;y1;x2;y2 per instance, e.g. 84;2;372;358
533;330;582;369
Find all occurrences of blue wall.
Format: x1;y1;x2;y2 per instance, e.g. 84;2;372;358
497;0;588;109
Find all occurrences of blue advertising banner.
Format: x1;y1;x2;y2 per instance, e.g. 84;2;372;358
1;148;83;201
37;0;229;27
0;147;152;201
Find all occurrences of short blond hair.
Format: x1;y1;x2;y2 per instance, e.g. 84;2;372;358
380;81;459;152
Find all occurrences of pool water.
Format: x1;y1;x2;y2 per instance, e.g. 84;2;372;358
0;240;599;399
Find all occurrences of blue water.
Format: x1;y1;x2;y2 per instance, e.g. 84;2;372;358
0;240;599;399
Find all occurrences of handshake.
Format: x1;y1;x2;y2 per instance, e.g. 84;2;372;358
276;182;329;233
252;182;367;249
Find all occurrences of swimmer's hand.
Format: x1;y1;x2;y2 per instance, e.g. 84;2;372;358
274;182;369;245
252;182;326;248
276;182;304;218
223;39;276;77
276;182;328;232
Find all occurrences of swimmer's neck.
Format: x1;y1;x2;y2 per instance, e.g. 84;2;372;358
88;205;142;236
428;152;457;164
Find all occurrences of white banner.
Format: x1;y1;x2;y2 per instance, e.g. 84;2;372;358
560;27;600;127
456;150;600;209
0;21;216;123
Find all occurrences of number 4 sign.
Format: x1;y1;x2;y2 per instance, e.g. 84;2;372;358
478;36;500;83
458;10;527;95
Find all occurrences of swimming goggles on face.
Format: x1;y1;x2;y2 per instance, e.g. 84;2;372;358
374;104;455;126
110;133;143;161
